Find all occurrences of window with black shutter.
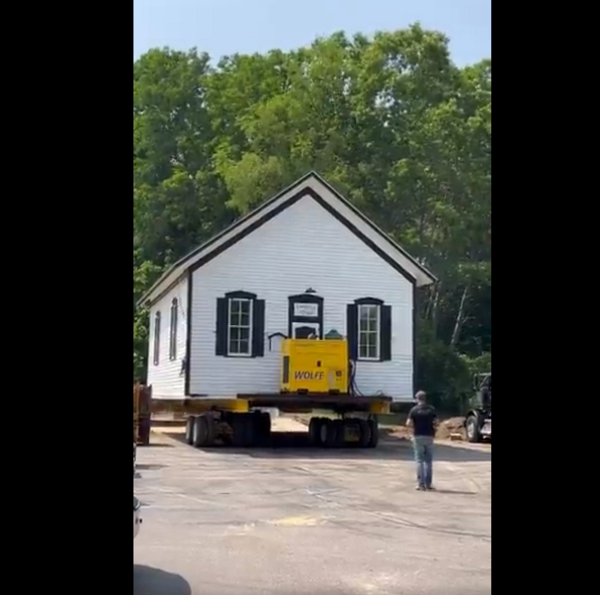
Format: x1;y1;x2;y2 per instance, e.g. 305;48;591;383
215;291;265;358
169;298;178;361
346;298;392;362
153;311;161;366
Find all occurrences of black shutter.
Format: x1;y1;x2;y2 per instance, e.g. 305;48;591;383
252;299;265;358
215;298;228;356
380;305;392;361
346;304;358;361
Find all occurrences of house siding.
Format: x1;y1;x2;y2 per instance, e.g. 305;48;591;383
147;277;188;398
189;194;414;402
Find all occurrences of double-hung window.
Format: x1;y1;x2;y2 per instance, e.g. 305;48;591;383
227;297;253;356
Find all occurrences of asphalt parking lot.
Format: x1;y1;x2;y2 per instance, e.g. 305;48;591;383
134;421;491;595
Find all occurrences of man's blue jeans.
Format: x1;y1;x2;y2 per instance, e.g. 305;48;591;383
412;435;434;487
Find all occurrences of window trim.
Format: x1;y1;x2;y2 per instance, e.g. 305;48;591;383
227;297;254;357
153;311;161;366
169;298;178;361
357;303;381;361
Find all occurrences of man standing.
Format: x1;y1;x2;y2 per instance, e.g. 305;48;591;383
406;391;438;491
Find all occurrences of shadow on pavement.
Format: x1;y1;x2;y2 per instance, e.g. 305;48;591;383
133;565;191;595
163;431;491;462
136;463;167;471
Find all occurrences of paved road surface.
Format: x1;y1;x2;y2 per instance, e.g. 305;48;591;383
134;422;491;595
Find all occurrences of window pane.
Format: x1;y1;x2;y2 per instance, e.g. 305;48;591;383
359;313;369;331
230;299;241;316
239;338;250;355
366;332;377;357
239;326;250;342
240;310;250;327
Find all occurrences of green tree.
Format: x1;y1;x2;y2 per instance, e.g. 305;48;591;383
133;27;491;386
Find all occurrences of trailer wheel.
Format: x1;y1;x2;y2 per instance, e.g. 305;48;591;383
321;419;342;448
332;420;345;447
192;415;209;447
318;419;330;446
308;417;321;446
358;419;371;448
230;414;247;447
243;413;258;446
255;412;271;444
367;419;379;448
261;412;271;437
231;413;257;447
204;413;217;446
185;416;195;445
466;414;482;443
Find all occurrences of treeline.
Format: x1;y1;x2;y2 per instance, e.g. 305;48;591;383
134;24;491;411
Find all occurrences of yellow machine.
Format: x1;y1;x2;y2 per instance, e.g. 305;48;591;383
281;338;348;394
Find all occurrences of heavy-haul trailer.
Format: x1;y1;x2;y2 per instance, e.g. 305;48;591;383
150;391;391;449
140;338;393;449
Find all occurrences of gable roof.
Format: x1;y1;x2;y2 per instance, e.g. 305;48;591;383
138;172;437;307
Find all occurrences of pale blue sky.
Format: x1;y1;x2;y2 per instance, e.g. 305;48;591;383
133;0;491;66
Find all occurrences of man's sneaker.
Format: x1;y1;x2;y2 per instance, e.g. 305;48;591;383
416;484;425;491
425;485;436;491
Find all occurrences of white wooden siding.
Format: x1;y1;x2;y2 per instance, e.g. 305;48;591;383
147;277;188;398
189;194;414;401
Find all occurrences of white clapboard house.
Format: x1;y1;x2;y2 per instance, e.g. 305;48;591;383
139;172;436;402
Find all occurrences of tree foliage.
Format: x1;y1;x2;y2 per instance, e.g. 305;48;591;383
133;25;491;410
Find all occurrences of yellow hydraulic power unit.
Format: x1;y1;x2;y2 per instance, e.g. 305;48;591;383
281;338;348;394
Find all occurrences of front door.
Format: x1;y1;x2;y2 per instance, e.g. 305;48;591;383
288;293;324;339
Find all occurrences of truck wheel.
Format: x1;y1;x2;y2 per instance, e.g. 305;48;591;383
466;415;482;443
367;419;379;448
358;419;371;448
185;416;195;445
192;415;209;447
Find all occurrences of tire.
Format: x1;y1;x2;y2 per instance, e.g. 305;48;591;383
466;415;482;443
254;412;271;445
358;419;371;448
192;415;209;447
321;419;341;448
231;413;257;447
230;415;247;447
204;413;217;446
244;413;258;446
318;419;330;446
260;412;271;441
367;419;379;448
185;416;195;445
308;417;321;446
332;420;345;447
